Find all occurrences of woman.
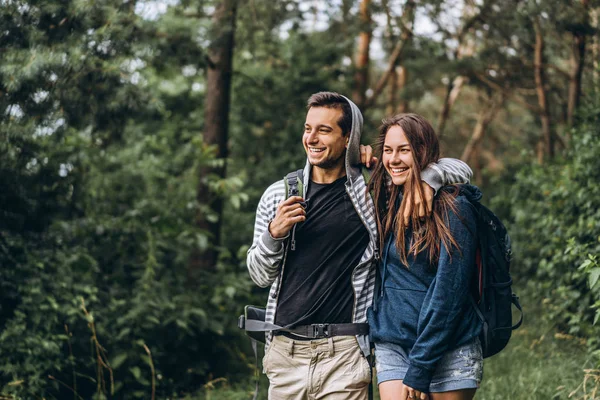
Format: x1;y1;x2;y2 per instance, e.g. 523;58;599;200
367;114;483;400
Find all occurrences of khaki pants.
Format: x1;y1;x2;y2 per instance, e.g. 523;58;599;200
263;335;371;400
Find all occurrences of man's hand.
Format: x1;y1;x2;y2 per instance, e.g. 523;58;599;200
268;196;306;239
401;383;429;400
403;182;434;225
359;144;378;168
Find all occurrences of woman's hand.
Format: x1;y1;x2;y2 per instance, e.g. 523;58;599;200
401;383;429;400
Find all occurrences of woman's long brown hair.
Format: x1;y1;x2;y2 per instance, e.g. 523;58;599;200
367;113;460;267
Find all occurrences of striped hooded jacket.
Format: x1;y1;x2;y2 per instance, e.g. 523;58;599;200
246;97;472;357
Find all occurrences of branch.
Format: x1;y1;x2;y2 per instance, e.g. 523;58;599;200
456;1;490;43
474;72;540;113
363;0;416;110
363;36;410;110
547;63;572;79
382;0;393;40
461;92;504;162
143;344;156;400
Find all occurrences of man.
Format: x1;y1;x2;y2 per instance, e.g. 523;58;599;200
247;92;472;399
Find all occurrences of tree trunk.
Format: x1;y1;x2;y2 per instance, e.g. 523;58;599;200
436;1;480;137
461;94;503;162
191;0;238;278
592;7;599;90
567;34;585;126
363;0;415;111
437;76;467;137
533;18;554;160
397;66;408;113
386;65;398;116
472;144;482;184
567;0;590;126
353;0;372;109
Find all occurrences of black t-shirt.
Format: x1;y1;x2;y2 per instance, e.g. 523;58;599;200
274;176;370;327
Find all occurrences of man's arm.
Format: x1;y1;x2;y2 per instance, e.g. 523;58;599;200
420;158;472;194
246;181;306;288
359;146;472;222
359;146;472;191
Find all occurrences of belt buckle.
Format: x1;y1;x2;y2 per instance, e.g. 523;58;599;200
312;324;329;338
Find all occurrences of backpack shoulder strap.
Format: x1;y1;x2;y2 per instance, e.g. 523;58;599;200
283;169;304;251
284;169;304;199
360;166;376;200
361;166;371;184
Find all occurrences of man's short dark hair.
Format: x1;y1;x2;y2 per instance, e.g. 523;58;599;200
307;92;352;136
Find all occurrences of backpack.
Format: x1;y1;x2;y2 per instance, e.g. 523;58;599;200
460;186;523;358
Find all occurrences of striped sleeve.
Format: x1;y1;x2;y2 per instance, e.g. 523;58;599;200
421;158;473;194
246;180;287;288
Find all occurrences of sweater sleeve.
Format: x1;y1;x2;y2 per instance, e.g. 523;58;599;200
421;158;473;194
246;180;287;288
402;197;478;392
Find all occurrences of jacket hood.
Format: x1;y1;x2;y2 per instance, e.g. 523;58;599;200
303;95;364;182
341;94;364;176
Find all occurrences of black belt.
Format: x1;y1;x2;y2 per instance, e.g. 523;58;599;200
276;323;369;339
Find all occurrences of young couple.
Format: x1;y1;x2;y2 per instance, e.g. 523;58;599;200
247;92;482;400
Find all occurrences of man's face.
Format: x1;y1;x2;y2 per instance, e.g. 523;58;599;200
303;107;348;170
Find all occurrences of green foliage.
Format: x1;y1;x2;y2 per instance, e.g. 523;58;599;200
1;0;600;398
493;102;600;349
0;117;251;398
0;1;253;398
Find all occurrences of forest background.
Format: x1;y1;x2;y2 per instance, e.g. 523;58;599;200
1;0;600;399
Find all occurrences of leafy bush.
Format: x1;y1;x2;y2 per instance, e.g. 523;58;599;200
0;126;254;399
494;103;600;350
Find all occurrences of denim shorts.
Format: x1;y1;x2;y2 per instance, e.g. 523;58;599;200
374;338;483;392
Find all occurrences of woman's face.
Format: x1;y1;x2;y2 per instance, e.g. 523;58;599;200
382;125;414;186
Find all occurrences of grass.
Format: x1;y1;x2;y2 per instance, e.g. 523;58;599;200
476;319;596;399
198;292;599;400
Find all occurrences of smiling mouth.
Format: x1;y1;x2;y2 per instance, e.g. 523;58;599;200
390;167;408;175
308;147;325;154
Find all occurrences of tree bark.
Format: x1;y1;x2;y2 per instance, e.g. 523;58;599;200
352;0;372;109
567;0;590;126
533;18;554;161
191;0;238;277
